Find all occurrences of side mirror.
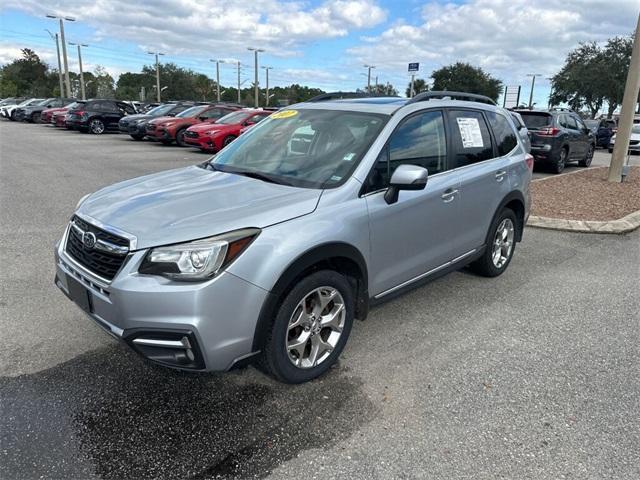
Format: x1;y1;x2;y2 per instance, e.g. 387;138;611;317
167;113;176;117
384;164;428;205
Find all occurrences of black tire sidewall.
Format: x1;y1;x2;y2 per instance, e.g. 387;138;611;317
175;128;187;147
223;135;236;147
554;148;567;173
265;270;355;384
472;208;518;277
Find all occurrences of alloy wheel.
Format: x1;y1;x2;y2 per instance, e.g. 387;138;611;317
90;119;105;134
286;286;346;369
492;218;515;269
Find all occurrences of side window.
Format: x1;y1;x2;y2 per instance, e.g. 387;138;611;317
566;116;578;130
447;110;493;168
247;114;267;124
119;103;136;114
574;116;587;131
202;108;223;119
486;111;518;156
366;110;447;192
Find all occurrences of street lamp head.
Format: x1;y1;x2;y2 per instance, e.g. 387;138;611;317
46;14;57;19
64;17;76;22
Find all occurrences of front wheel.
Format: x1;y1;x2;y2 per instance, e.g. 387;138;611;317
89;118;105;134
260;270;354;383
129;134;144;140
579;144;594;167
470;208;517;277
31;112;40;123
175;128;187;147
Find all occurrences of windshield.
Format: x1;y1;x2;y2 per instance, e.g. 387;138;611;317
216;111;248;125
177;105;207;118
209;109;388;189
19;99;38;106
67;101;85;110
519;112;552;129
147;104;176;116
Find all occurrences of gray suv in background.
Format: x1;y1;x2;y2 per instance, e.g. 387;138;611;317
55;91;532;383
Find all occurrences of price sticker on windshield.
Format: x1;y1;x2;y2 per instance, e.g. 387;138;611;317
456;117;484;148
271;110;298;119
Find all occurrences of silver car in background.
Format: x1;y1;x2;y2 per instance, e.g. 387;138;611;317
55;91;532;383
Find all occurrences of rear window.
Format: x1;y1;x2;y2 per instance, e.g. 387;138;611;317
519;112;552;129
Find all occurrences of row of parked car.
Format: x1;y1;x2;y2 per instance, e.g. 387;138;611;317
0;96;278;154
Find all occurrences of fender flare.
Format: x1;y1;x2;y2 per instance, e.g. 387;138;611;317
490;190;526;243
251;242;369;352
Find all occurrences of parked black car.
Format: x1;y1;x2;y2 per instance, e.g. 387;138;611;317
584;118;617;148
65;100;137;134
514;108;595;173
119;102;198;140
14;97;75;123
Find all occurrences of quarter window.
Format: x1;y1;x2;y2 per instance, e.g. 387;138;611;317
448;110;493;168
486;111;518;156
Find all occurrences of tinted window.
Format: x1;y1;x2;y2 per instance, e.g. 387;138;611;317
519;112;552;129
448;110;493;168
118;102;136;114
366;110;447;192
201;108;226;119
177;106;208;118
565;115;578;130
486;111;518;156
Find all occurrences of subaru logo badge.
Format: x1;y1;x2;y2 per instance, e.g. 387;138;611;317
82;231;97;249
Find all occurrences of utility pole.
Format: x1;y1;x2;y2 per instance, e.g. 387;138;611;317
45;29;64;98
526;73;542;109
210;59;221;102
410;74;415;98
364;64;375;93
147;51;165;102
262;66;272;106
248;47;264;107
46;15;75;98
608;13;640;183
69;42;88;100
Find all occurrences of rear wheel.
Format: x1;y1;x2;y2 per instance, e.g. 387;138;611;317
260;270;354;383
579;144;594;167
470;208;517;277
89;118;105;134
31;112;40;123
175;128;187;147
552;147;568;174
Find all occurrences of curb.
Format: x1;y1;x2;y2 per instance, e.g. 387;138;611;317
527;209;640;234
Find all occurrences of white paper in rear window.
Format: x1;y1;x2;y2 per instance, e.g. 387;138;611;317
456;117;484;148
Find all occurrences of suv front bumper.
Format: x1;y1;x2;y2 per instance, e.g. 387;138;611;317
54;226;269;371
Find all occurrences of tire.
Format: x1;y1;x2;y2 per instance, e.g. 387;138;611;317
31;112;40;123
608;148;613;154
552;147;568;174
89;118;105;134
579;144;594;167
223;135;236;148
260;270;355;384
470;208;517;278
175;128;187;147
129;134;144;141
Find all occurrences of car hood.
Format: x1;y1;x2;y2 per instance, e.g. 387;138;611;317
148;115;190;126
186;122;225;133
77;165;322;249
120;113;153;123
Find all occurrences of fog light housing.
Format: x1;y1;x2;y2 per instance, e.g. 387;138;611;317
124;330;205;370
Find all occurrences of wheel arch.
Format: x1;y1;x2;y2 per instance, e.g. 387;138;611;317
251;242;369;352
492;191;526;243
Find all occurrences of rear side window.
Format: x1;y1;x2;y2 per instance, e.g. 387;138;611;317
519;113;552;129
562;115;578;130
447;110;493;168
201;108;226;119
486;111;518;156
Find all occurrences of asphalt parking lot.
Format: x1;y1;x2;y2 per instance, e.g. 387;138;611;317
1;120;639;479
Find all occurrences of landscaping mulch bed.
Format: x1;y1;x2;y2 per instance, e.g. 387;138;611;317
531;166;640;221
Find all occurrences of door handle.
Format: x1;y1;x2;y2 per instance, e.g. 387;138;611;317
495;170;507;182
441;189;458;203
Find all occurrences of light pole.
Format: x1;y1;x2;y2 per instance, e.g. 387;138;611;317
261;66;272;106
364;64;376;93
46;14;75;98
69;42;88;100
147;51;165;102
248;47;264;107
210;59;221;102
526;73;542;109
45;29;64;98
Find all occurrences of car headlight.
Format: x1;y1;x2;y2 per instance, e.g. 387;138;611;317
139;228;260;281
162;122;175;127
136;119;147;124
203;130;217;136
75;193;90;209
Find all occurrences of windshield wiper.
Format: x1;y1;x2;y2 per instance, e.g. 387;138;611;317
229;170;292;186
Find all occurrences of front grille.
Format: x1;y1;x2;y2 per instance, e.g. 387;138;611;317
185;131;198;138
65;216;129;280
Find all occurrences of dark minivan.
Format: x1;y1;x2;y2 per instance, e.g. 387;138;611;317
66;100;137;134
515;108;595;173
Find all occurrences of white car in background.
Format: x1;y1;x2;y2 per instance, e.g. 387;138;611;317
608;124;640;154
0;98;43;120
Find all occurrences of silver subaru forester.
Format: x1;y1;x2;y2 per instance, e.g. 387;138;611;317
55;92;532;383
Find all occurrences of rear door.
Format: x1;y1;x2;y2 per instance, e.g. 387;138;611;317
449;109;514;254
572;115;592;154
560;114;583;159
365;109;463;296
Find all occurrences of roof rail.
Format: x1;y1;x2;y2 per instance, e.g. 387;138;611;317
550;107;574;113
306;91;371;102
407;91;496;106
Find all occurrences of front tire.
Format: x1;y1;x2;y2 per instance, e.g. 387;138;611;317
470;208;517;278
175;128;187;147
222;135;236;148
31;112;40;123
89;118;105;134
261;270;354;384
129;134;145;140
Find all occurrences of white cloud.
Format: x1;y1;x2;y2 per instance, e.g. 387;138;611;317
348;0;639;86
3;0;387;57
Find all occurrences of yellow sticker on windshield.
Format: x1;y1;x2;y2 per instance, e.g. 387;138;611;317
271;110;298;119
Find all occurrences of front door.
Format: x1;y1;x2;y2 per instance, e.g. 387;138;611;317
364;109;463;297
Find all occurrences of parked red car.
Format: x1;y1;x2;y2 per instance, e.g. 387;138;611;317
184;109;273;152
145;104;240;146
50;101;85;128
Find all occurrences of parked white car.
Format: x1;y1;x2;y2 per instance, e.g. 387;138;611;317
608;124;640;153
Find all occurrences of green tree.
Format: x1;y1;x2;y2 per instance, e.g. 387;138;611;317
405;78;428;97
600;35;634;117
0;48;54;96
431;62;502;102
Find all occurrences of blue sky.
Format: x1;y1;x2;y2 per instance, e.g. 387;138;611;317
1;1;638;108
